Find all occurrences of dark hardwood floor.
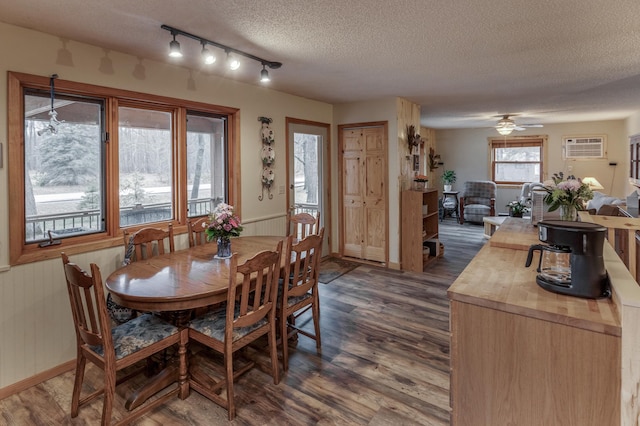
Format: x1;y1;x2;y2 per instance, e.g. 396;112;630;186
0;221;486;425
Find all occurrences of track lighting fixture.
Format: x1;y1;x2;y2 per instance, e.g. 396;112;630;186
201;42;216;65
260;65;270;83
161;24;282;82
168;33;182;58
227;52;241;70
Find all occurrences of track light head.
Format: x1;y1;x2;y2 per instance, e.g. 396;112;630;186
227;52;240;70
201;42;216;65
260;66;270;83
169;34;182;58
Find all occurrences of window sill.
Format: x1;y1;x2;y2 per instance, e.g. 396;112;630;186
12;224;189;266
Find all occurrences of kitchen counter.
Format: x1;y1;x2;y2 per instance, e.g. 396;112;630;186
448;217;640;426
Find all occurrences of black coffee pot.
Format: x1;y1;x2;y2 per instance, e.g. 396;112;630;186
525;220;610;299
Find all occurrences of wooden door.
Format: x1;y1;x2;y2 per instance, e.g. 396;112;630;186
340;125;387;263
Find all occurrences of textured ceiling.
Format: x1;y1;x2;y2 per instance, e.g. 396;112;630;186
2;0;640;129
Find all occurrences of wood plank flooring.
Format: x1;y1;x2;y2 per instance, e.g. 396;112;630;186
0;222;486;425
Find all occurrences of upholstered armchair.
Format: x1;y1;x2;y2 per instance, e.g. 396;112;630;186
459;181;497;224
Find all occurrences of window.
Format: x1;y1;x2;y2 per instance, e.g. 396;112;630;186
8;72;239;265
23;90;105;243
186;111;227;217
490;137;545;184
118;106;174;226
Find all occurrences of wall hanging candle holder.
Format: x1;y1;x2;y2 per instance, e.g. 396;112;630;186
258;116;274;200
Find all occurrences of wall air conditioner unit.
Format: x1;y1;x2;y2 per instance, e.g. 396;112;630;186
563;135;606;159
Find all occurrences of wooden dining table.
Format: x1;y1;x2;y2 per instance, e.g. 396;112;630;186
104;235;286;410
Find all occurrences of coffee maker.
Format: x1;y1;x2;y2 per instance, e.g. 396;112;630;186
525;220;610;298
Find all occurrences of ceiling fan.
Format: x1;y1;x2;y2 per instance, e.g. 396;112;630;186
495;115;543;135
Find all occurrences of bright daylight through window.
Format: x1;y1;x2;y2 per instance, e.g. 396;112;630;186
24;90;105;243
10;72;236;264
491;138;543;184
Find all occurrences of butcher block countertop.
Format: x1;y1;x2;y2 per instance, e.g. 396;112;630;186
448;217;621;336
448;216;640;426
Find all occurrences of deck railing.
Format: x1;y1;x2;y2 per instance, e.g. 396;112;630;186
26;198;214;242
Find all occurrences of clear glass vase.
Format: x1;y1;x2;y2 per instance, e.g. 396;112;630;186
216;237;232;258
559;205;577;221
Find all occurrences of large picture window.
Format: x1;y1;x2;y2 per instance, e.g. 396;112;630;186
118;106;174;226
490;137;545;184
8;72;239;265
186;111;227;217
24;90;105;243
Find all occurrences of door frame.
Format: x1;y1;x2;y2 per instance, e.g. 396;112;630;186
285;117;331;253
338;121;389;264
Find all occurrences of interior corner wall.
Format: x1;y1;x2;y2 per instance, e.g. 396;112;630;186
436;119;629;214
0;21;332;391
333;98;400;267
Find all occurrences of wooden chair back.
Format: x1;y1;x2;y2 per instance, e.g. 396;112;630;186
123;224;174;263
227;239;283;338
287;211;320;240
61;252;185;425
62;253;112;354
187;217;210;247
279;228;324;370
188;239;283;419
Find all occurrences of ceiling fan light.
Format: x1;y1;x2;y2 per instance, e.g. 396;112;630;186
497;126;514;136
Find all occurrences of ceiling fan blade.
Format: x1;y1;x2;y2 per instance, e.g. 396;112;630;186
520;124;544;128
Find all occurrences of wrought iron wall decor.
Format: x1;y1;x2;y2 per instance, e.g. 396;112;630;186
258;116;274;200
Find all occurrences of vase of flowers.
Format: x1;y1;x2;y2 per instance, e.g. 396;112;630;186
541;172;594;221
204;203;243;259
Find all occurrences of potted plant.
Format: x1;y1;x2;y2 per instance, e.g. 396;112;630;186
506;200;529;218
442;170;456;191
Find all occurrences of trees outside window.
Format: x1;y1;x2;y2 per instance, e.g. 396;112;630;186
9;72;238;265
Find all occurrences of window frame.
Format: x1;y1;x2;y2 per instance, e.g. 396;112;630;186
8;71;240;265
489;136;547;185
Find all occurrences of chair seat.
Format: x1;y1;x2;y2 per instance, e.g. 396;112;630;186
189;304;268;342
277;281;312;307
90;313;179;359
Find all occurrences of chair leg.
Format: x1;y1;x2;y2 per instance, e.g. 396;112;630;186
101;370;116;426
312;298;322;351
71;352;86;417
268;325;280;385
280;311;290;371
224;349;236;420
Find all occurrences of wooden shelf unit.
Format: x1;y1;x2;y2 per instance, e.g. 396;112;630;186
401;189;439;272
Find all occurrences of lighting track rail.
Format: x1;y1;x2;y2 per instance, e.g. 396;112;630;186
161;24;282;82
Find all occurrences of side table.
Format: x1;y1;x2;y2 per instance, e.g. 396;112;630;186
442;191;459;221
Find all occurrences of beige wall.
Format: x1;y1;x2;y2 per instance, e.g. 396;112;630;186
436;120;630;213
0;22;332;390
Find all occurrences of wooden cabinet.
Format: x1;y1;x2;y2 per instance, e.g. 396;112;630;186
401;189;439;272
447;218;640;425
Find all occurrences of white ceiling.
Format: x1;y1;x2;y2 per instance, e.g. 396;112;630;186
2;0;640;129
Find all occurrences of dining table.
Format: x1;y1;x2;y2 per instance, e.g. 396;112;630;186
104;234;286;410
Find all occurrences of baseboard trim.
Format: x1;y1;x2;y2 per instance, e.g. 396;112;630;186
0;360;75;401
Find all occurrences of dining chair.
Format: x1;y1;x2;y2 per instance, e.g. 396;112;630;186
186;217;210;247
287;210;320;240
61;253;187;426
187;240;283;420
122;224;175;263
278;228;324;371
